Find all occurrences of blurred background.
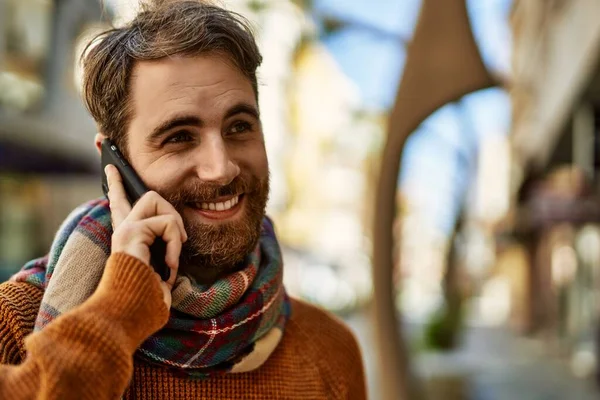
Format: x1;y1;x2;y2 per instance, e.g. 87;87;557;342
2;0;600;399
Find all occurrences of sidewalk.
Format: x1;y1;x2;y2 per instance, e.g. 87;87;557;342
345;311;599;399
417;326;598;400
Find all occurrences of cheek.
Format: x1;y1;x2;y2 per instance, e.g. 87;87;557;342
138;158;189;193
233;142;269;178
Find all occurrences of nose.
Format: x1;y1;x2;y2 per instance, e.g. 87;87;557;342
194;134;240;184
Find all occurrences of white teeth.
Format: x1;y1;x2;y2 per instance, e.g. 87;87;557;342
197;196;239;212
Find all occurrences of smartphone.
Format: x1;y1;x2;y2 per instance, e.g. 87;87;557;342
101;138;171;281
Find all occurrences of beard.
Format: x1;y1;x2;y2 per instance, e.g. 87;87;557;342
159;173;269;282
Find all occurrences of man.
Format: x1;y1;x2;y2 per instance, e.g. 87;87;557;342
0;1;366;399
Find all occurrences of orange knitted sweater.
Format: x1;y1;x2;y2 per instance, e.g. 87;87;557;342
0;253;366;399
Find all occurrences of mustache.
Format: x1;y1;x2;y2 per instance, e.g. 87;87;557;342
162;176;254;206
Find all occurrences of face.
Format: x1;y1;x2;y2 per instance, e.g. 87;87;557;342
113;55;269;280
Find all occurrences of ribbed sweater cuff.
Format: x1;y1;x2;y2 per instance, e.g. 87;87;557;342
78;252;169;348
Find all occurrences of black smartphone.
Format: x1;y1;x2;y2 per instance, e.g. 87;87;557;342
101;138;171;281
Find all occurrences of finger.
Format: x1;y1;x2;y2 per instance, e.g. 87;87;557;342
164;228;182;271
105;165;132;227
128;191;187;241
165;238;181;287
141;214;183;269
130;192;186;240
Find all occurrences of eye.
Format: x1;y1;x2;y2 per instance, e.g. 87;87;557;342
228;121;253;135
164;131;193;144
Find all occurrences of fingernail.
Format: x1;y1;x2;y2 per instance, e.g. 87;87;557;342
104;165;111;183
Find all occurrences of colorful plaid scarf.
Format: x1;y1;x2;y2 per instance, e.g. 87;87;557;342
12;198;290;377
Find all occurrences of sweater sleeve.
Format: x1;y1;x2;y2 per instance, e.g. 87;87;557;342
0;282;43;365
0;252;169;400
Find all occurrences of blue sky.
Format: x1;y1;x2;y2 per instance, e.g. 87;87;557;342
311;0;513;234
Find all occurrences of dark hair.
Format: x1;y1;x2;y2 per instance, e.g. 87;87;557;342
81;0;262;154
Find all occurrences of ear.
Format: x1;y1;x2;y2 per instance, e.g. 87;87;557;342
94;133;106;156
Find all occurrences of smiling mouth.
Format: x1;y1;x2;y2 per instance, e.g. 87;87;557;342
187;194;244;219
192;195;240;211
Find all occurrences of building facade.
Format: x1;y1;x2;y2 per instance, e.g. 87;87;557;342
509;0;600;379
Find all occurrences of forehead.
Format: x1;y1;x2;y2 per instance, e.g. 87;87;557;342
129;55;256;121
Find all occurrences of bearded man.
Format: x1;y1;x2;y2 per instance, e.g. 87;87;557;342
0;1;366;399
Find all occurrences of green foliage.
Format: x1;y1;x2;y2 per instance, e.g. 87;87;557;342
422;301;464;351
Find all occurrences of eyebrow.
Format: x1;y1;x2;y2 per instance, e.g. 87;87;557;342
147;102;260;142
224;103;260;121
147;115;202;142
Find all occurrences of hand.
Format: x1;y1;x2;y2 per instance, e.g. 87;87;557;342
105;164;187;309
